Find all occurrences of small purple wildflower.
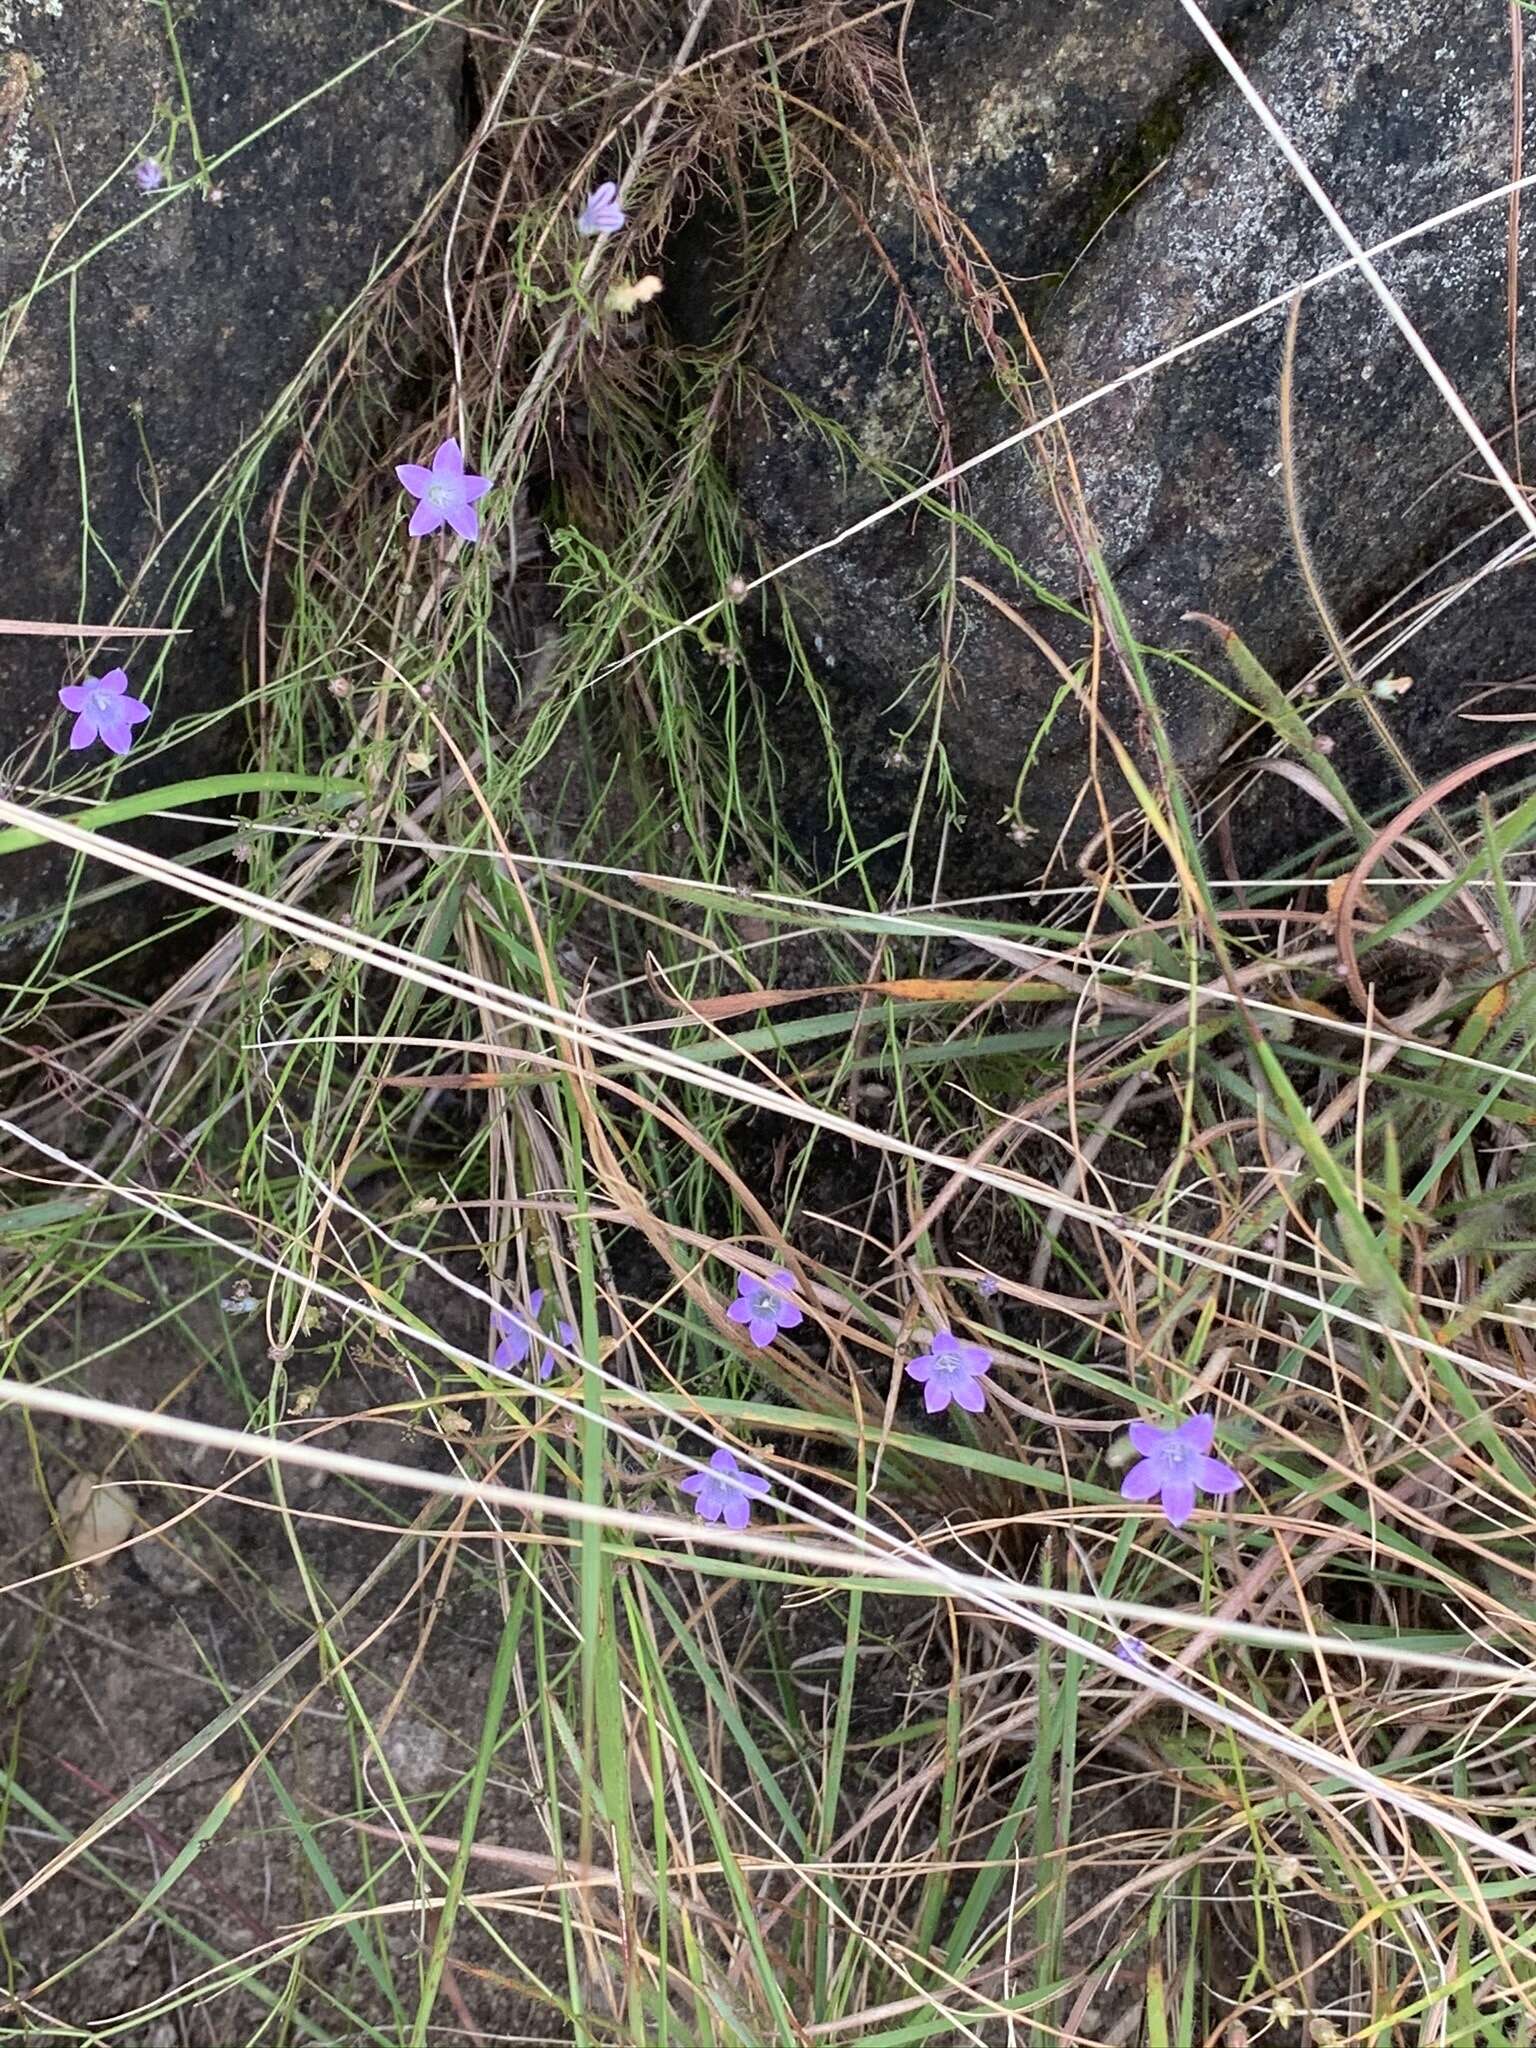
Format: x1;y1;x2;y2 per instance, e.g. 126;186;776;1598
492;1294;539;1372
905;1329;993;1416
547;1319;578;1378
976;1273;999;1298
58;669;151;755
1113;1637;1151;1668
394;436;492;543
577;180;625;235
726;1268;804;1349
1120;1413;1241;1528
492;1290;576;1382
679;1447;770;1530
135;159;165;194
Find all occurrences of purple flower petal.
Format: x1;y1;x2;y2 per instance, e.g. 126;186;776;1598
492;1304;534;1370
905;1330;993;1418
1118;1411;1239;1527
443;498;480;543
917;1330;992;1373
1161;1478;1197;1528
534;1318;578;1382
58;671;151;755
1196;1455;1242;1495
680;1446;768;1527
577;181;626;234
1179;1412;1215;1454
1119;1457;1163;1502
397;436;493;544
726;1268;803;1347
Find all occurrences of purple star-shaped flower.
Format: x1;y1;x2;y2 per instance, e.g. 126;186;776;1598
492;1290;577;1382
395;437;492;542
58;669;151;755
726;1268;804;1349
679;1447;770;1530
577;181;625;235
1120;1413;1241;1528
135;159;165;194
905;1329;993;1415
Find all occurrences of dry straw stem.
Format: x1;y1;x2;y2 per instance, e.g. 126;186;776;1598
0;619;187;638
3;1376;1535;1886
0;1105;1421;1666
2;792;1533;1405
0;795;1528;1386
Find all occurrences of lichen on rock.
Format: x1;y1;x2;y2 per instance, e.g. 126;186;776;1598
736;0;1536;877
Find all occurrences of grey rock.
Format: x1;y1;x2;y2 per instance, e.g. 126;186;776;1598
737;0;1536;872
0;0;463;953
381;1713;451;1793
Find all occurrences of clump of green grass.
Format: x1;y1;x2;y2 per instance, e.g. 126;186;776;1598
5;1;1536;2043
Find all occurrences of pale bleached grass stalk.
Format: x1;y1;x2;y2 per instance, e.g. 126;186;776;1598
0;1110;1507;1691
0;620;189;639
103;821;1533;1098
3;793;1531;1414
4;1376;1536;1888
129;810;1536;893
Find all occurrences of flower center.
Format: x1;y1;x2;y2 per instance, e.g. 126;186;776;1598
426;480;455;509
1162;1440;1191;1474
87;688;118;718
749;1289;777;1319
